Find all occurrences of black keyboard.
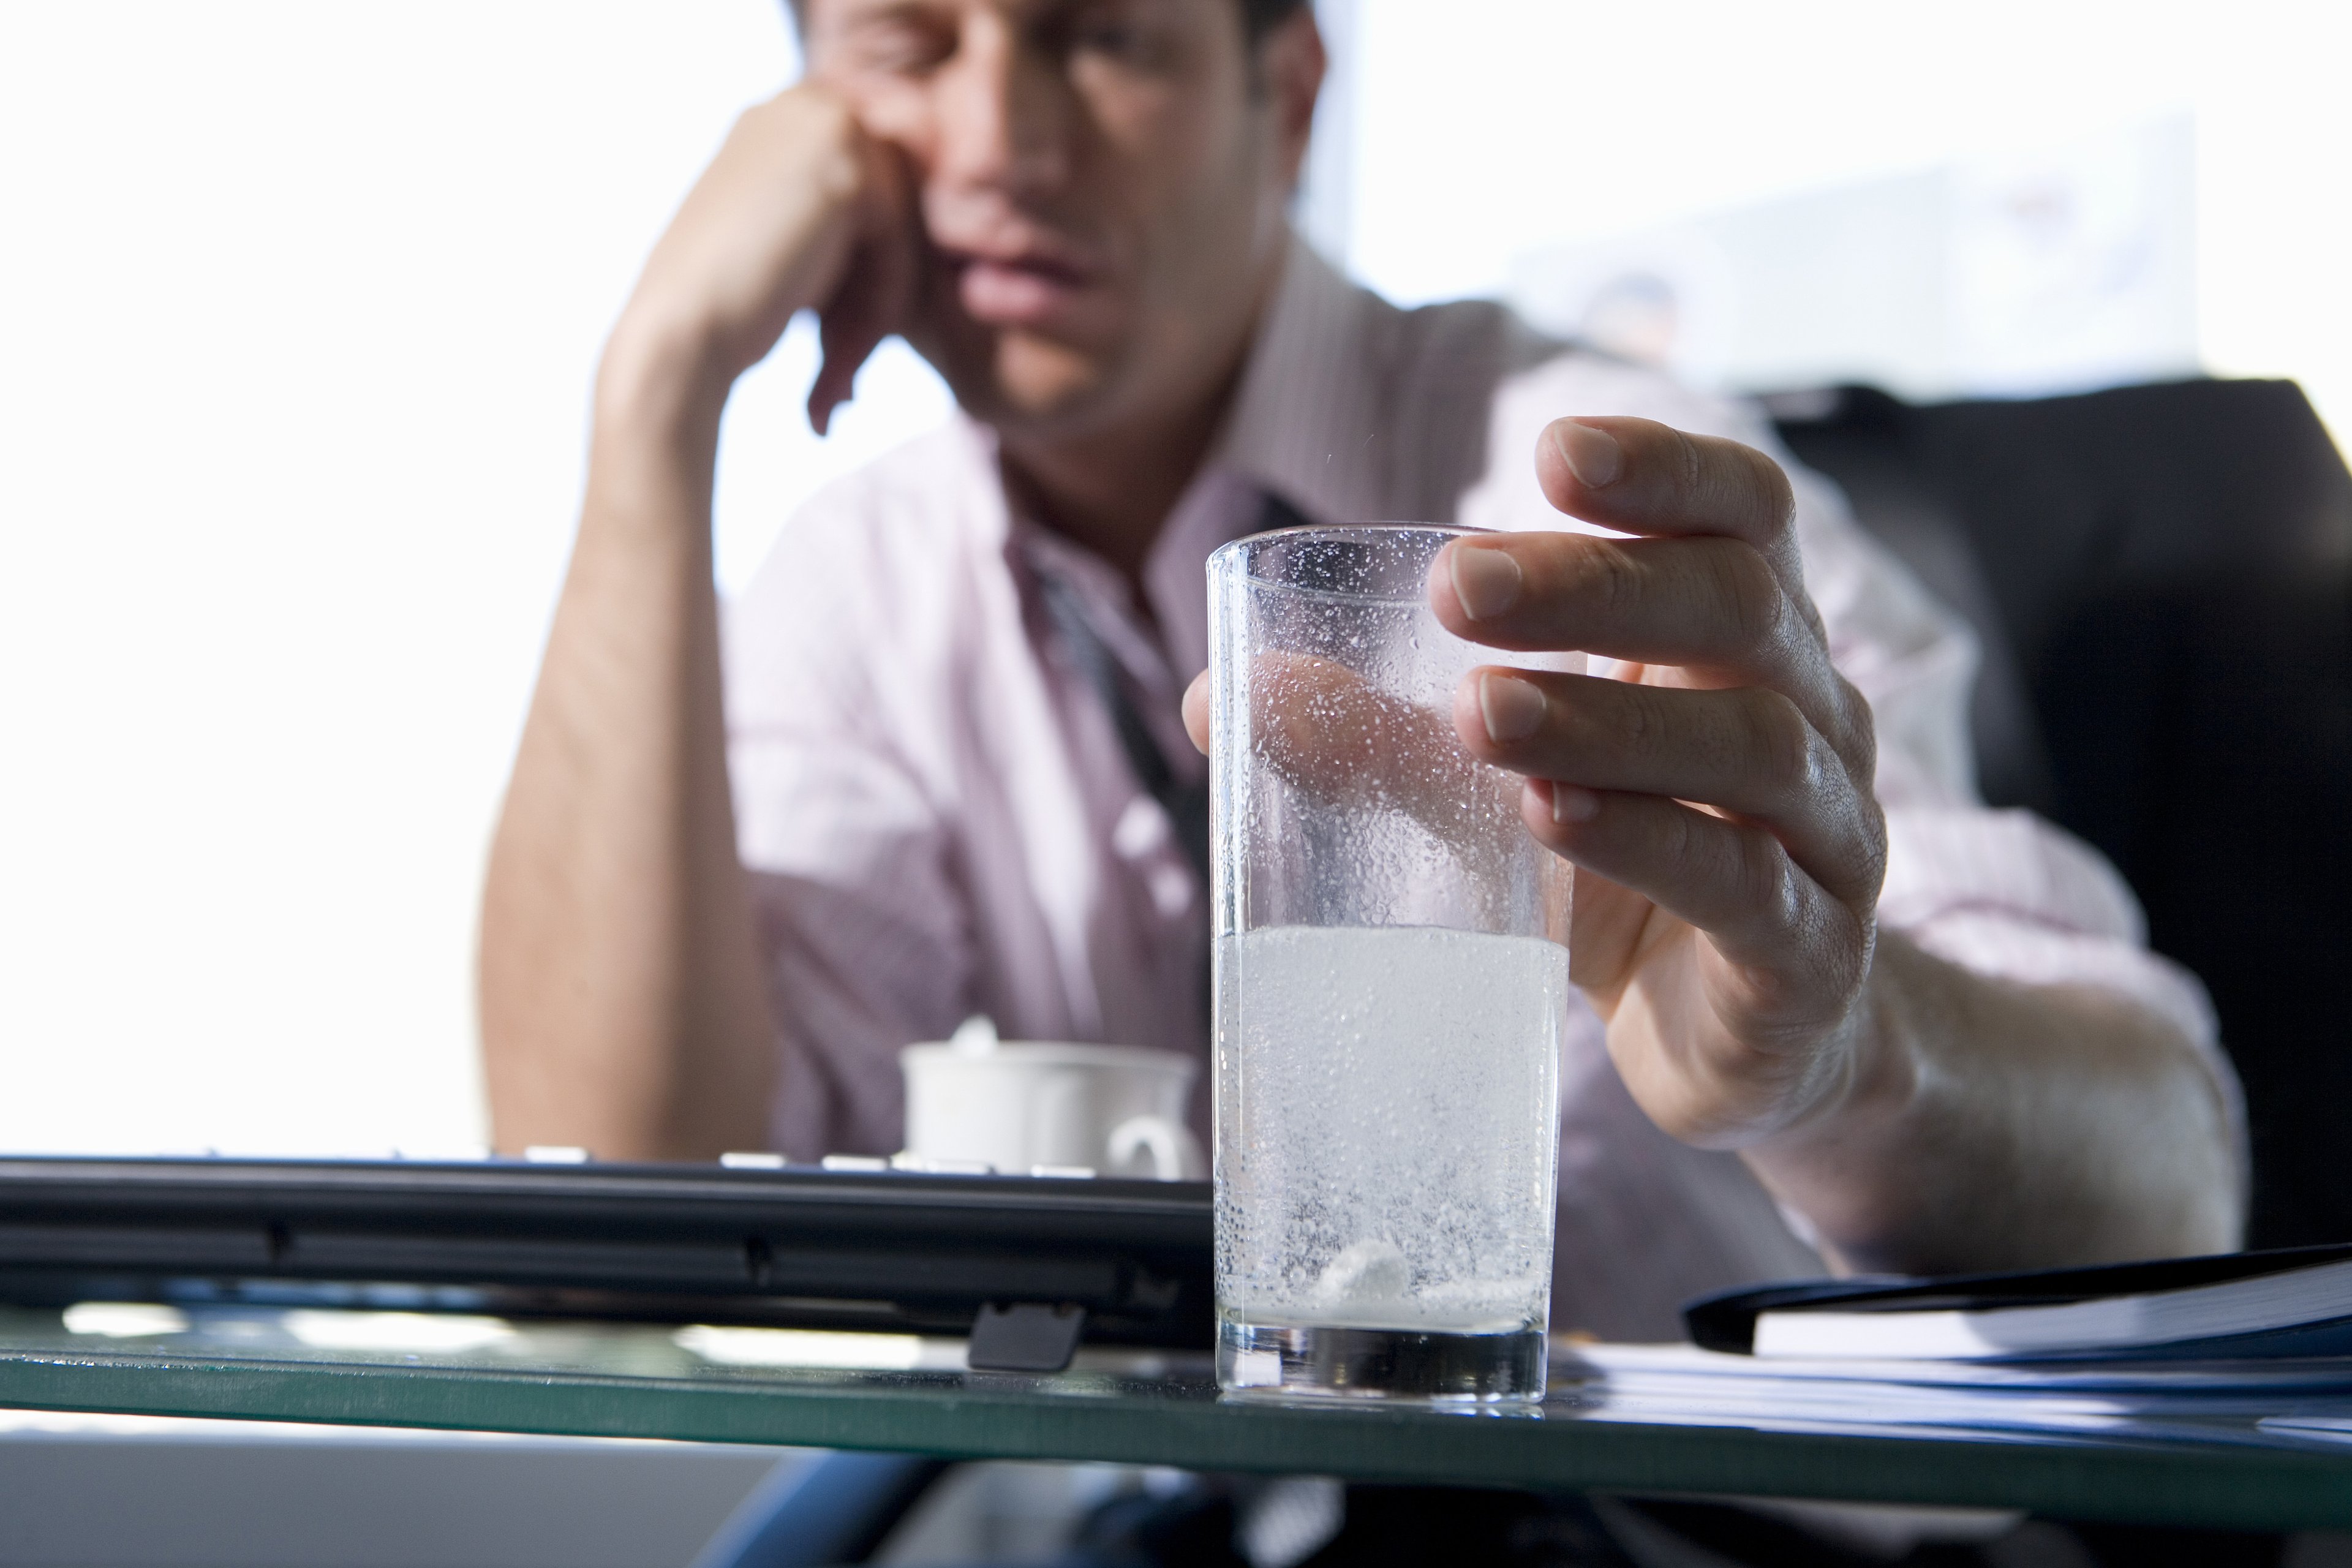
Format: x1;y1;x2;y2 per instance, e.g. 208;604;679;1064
0;1156;1213;1354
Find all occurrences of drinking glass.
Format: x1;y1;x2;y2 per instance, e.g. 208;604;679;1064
1207;524;1574;1402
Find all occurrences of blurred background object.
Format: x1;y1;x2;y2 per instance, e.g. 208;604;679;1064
1507;116;2199;400
0;0;2345;1159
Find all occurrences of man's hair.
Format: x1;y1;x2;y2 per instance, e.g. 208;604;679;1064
785;0;1311;45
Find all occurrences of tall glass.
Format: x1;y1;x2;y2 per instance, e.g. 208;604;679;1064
1207;525;1574;1403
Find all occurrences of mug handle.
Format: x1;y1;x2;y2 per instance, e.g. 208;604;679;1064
1107;1115;1205;1182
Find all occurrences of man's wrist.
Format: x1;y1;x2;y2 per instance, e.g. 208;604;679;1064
595;307;741;444
1738;933;1938;1258
576;314;737;552
1763;930;1922;1150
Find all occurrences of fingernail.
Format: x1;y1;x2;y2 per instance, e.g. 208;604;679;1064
1448;545;1522;620
1551;420;1622;488
1551;782;1600;824
1478;672;1546;742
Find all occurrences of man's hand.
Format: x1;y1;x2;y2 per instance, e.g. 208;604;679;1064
1430;417;1888;1150
1178;420;1886;1148
605;85;915;432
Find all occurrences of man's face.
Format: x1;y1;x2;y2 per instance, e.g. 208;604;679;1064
804;0;1317;443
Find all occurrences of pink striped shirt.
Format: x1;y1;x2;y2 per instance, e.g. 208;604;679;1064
723;237;2241;1339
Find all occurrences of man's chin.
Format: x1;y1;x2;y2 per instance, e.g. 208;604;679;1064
932;330;1125;441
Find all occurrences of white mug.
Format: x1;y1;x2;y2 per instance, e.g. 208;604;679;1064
899;1022;1203;1180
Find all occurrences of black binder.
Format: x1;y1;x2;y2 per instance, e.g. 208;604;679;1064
1686;1244;2352;1359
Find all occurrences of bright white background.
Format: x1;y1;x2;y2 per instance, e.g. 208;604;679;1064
1;1;2345;1155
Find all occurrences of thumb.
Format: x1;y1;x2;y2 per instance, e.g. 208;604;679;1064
1182;671;1212;756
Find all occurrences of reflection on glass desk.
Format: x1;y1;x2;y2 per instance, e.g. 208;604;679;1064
5;1306;2352;1533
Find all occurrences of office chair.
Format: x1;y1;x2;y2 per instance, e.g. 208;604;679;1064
1768;377;2352;1250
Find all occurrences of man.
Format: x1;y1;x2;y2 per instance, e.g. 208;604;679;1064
480;0;2241;1339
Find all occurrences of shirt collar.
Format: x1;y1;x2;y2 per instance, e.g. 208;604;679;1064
1131;235;1403;674
1207;232;1398;530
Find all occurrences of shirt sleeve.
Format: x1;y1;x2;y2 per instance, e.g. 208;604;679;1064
1776;448;2241;1144
1463;353;2247;1171
720;491;978;1164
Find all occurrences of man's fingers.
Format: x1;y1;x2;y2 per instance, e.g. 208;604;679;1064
1218;652;1522;864
1532;416;1804;594
1436;531;1786;666
1430;531;1863;763
809;263;912;439
1245;651;1486;813
1458;669;1883;908
1520;782;1871;1019
809;313;881;434
1182;670;1211;755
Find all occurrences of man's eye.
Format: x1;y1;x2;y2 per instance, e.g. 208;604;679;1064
1071;17;1170;68
846;21;956;75
1075;21;1139;54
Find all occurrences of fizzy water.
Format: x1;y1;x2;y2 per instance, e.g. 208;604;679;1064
1214;924;1566;1335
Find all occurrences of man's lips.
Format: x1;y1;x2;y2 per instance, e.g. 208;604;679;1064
943;247;1107;328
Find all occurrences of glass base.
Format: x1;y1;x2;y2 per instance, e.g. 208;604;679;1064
1217;1319;1546;1403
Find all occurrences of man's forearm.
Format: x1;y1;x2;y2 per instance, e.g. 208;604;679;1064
1744;932;2242;1276
478;346;777;1159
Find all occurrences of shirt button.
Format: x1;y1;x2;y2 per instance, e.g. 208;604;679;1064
1145;862;1193;921
1113;796;1171;859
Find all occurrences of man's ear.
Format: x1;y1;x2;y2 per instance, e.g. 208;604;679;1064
1257;6;1326;190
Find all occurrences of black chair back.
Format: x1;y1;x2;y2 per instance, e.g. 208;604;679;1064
1771;379;2352;1248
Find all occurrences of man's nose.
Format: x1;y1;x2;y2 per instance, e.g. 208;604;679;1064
932;21;1072;200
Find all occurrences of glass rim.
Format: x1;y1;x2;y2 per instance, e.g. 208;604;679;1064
1208;521;1491;605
